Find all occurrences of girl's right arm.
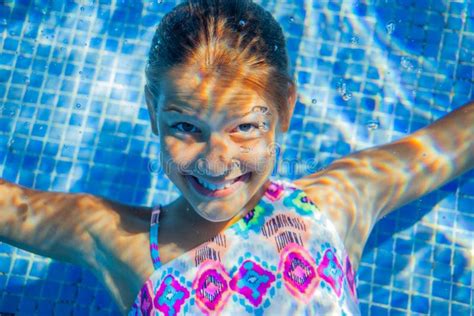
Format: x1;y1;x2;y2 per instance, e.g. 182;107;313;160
0;178;99;267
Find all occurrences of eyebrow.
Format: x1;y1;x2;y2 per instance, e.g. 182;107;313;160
163;104;269;117
162;105;193;114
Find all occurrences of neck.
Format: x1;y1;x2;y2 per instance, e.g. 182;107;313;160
223;178;271;228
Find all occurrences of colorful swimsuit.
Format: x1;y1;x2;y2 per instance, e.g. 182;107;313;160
129;177;360;315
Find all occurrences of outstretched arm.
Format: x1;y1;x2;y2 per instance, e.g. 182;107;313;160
347;100;473;222
295;100;473;270
0;179;98;266
0;180;155;313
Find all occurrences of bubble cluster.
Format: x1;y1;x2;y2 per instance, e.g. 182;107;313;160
401;57;415;71
336;79;352;101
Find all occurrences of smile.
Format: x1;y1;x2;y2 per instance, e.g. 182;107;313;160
184;173;252;198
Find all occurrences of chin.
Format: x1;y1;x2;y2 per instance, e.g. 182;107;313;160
173;170;264;221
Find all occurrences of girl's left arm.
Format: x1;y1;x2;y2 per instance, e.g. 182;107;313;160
294;100;473;270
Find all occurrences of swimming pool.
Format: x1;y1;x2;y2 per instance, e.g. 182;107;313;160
0;0;472;314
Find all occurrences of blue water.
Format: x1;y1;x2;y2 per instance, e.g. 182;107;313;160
0;0;473;315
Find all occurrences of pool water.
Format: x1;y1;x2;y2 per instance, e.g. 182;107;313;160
0;0;473;315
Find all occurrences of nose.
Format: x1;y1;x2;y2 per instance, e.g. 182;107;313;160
196;133;237;177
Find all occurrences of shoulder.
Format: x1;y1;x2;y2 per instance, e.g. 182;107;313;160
80;194;153;235
292;175;371;272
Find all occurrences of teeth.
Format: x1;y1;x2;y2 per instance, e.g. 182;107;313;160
195;177;235;191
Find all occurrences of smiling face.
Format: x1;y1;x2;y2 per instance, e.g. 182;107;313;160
145;63;296;222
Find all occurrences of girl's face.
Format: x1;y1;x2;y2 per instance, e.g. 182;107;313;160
147;67;287;222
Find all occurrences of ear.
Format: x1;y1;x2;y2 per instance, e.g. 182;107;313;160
280;81;296;132
145;84;159;136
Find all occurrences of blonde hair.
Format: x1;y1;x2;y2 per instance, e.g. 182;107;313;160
146;0;294;130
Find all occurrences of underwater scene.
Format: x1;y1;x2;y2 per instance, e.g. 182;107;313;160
0;0;473;315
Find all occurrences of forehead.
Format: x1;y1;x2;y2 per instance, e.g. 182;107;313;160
158;65;271;116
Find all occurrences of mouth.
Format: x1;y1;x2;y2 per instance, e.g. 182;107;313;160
184;172;252;198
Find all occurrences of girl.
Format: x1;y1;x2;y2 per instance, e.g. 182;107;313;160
0;0;472;315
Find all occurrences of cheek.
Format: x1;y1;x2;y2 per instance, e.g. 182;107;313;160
161;136;204;168
240;138;276;171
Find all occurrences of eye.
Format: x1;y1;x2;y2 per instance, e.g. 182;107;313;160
235;123;259;133
171;122;201;133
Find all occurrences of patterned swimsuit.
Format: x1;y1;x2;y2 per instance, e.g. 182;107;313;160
129;177;361;315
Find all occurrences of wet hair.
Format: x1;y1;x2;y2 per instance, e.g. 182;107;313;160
146;0;294;131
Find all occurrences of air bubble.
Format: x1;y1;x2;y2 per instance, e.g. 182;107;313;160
0;19;7;26
258;122;269;132
252;105;269;114
289;17;294;22
341;93;352;101
312;99;317;104
351;36;359;45
231;159;241;170
366;120;380;130
274;45;278;51
386;21;396;34
76;103;81;108
401;57;414;71
80;6;84;11
337;79;352;101
239;20;246;27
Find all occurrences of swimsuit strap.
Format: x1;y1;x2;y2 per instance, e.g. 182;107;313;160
149;204;162;270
